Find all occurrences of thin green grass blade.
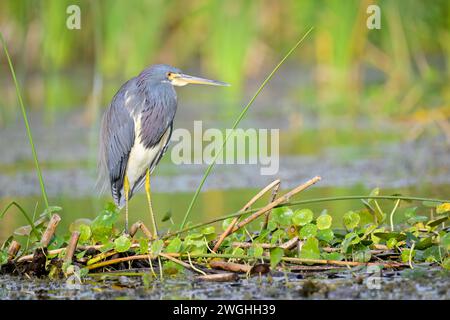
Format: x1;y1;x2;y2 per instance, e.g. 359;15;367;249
180;27;314;230
0;32;49;209
1;201;40;238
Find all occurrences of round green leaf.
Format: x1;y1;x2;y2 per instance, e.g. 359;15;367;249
387;238;398;249
298;223;317;239
423;246;441;263
250;245;264;258
201;226;215;235
69;218;92;232
316;214;332;230
233;247;245;256
270;229;287;244
0;251;8;266
292;208;313;226
166;237;182;253
78;224;91;242
401;248;415;263
443;257;450;270
321;252;344;261
151;239;164;255
343;211;360;230
267;220;277;231
440;232;450;250
270;247;284;269
139;238;149;254
317;228;334;243
341;232;360;253
114;235;131;253
271;207;293;226
299;237;321;260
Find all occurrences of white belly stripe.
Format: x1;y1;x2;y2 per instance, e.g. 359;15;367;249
126;118;170;189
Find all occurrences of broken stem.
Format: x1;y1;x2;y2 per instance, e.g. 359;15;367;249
213;179;281;252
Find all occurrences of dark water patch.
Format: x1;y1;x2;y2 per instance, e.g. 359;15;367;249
1;267;448;300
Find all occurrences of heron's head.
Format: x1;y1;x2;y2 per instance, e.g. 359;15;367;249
144;64;229;87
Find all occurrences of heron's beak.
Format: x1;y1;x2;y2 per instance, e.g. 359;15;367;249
170;73;230;87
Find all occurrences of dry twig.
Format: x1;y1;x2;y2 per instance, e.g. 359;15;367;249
213;179;281;252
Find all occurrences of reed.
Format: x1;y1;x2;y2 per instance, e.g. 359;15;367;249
0;32;49;209
179;27;314;230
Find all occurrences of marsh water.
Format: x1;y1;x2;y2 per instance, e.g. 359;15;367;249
1;108;449;241
1;73;449;299
1;267;449;300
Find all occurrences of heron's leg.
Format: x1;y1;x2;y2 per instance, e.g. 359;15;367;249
145;168;158;239
123;175;130;234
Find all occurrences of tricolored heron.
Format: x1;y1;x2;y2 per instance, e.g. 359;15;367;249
98;64;229;237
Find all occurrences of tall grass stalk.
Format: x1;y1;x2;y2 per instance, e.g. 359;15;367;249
179;27;314;230
0;32;49;209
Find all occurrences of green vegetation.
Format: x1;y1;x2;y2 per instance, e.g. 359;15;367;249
1;189;449;278
0;1;448;288
0;0;448;123
0;32;49;209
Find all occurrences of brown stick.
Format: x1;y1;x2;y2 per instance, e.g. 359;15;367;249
231;176;321;233
7;240;21;261
40;214;61;248
232;242;274;249
279;236;299;250
17;243;148;263
86;250;407;272
214;261;250;273
129;222;142;238
209;260;251;273
197;273;238;282
231;237;299;250
159;253;191;269
159;252;207;275
197;272;239;282
17;248;63;262
86;254;153;270
78;244;104;251
263;180;281;229
64;231;80;263
373;244;389;250
213;179;281;252
139;223;153;239
282;257;406;268
129;221;153;239
321;247;388;255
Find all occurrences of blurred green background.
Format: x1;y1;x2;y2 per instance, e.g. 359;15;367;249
0;0;448;122
0;0;449;240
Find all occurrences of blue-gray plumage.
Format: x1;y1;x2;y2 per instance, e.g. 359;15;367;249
98;64;228;233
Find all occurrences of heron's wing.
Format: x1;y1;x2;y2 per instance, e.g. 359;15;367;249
98;84;136;207
127;86;177;197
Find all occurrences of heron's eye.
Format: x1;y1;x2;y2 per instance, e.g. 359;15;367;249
166;72;172;79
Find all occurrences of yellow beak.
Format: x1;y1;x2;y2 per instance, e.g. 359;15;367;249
170;73;230;87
